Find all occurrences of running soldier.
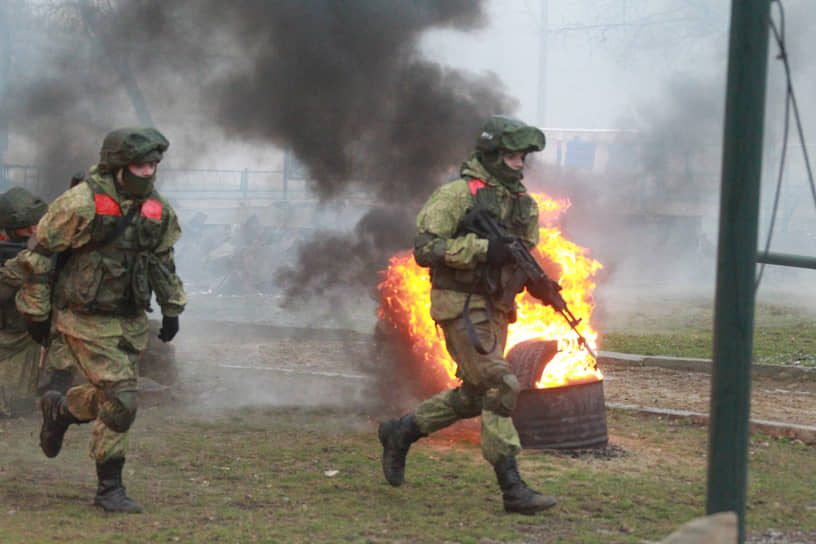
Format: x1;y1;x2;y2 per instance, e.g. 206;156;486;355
0;187;48;416
379;115;563;514
15;127;186;513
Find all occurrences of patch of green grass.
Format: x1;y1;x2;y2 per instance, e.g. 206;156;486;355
0;407;813;543
600;301;816;365
602;331;713;358
752;324;816;366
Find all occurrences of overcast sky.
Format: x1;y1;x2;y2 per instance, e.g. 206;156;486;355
424;0;814;138
3;0;813;174
423;0;732;128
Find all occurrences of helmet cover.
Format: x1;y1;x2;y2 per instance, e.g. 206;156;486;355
99;127;169;173
475;115;545;153
0;187;48;230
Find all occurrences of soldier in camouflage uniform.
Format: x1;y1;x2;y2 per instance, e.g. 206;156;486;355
379;116;565;515
0;187;48;416
15;127;186;513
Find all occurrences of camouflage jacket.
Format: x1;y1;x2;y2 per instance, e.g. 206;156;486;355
0;230;33;333
414;154;539;322
14;165;186;342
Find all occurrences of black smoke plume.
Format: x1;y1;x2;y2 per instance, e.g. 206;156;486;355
1;0;516;297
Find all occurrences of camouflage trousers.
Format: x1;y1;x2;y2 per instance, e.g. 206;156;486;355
414;309;521;465
57;331;142;463
36;328;79;393
0;331;41;417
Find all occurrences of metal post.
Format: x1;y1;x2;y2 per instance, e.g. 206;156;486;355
536;0;548;126
282;152;291;201
707;2;770;542
240;168;249;198
757;250;816;270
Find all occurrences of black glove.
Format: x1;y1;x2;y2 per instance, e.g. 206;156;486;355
486;236;514;267
527;277;567;311
158;315;180;342
27;319;50;346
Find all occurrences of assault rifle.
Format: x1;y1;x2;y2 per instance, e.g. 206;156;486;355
0;240;28;264
462;206;597;360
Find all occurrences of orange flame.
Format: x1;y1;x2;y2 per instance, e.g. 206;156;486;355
377;192;602;389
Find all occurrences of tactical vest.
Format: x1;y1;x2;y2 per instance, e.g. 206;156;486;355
53;178;168;317
429;178;536;301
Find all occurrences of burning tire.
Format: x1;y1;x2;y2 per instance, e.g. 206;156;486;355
506;339;608;450
505;338;559;390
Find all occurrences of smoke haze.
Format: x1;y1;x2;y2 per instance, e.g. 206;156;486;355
2;1;816;408
1;0;520;303
3;1;511;195
5;1;815;295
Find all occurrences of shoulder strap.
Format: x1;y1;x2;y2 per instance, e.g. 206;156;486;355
79;176;141;253
76;204;138;254
103;204;139;247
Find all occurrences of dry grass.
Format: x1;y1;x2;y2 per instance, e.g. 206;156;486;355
0;405;813;544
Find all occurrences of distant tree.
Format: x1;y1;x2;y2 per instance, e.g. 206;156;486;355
546;0;729;65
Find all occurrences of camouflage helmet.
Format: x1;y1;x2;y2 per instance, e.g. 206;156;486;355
0;187;48;230
475;115;546;154
98;127;169;173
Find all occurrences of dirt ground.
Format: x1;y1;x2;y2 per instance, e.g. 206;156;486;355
162;320;816;542
2;314;813;544
602;364;816;430
166;320;816;433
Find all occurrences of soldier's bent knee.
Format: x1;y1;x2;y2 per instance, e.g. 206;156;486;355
98;389;138;433
483;373;520;417
449;385;482;419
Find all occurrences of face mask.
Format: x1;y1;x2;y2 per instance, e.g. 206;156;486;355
481;151;524;188
119;168;156;198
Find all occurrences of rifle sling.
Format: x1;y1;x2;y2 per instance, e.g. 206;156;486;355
31;202;139;261
31;244;52;257
73;204;139;255
462;272;498;356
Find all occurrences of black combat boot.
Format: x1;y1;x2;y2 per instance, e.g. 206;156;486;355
39;391;78;458
378;413;426;486
94;457;143;513
493;456;556;514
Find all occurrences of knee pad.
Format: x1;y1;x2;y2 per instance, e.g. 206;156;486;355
98;386;139;433
448;385;482;419
483;373;520;417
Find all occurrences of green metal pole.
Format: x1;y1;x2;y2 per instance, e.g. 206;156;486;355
756;251;816;270
707;2;770;542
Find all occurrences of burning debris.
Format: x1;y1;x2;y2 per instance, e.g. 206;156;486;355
510;368;609;450
376;191;603;403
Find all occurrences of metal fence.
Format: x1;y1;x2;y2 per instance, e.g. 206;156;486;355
159;167;312;200
0;163;38;190
0;161;370;203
